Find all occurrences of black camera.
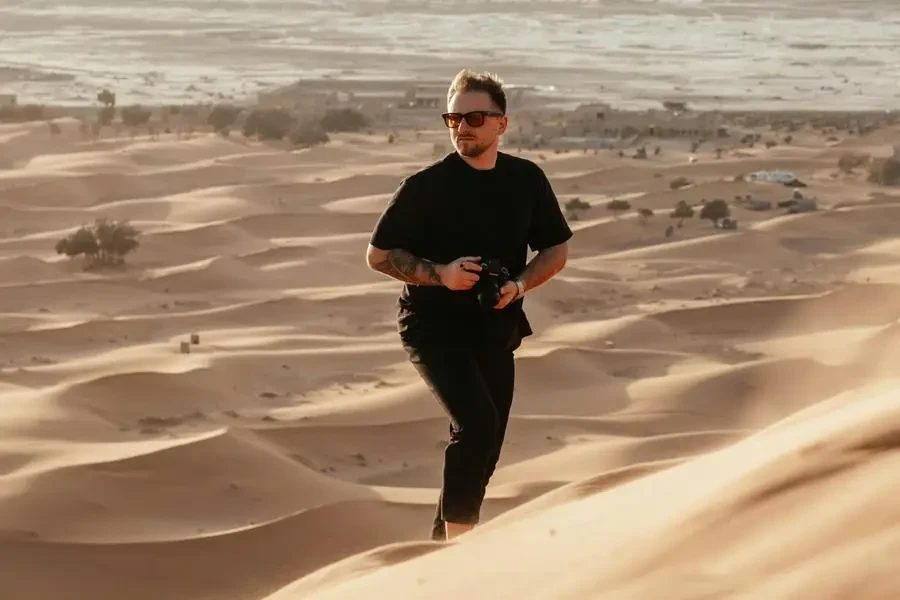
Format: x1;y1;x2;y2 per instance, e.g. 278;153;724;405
470;258;511;309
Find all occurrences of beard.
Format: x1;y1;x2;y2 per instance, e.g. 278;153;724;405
455;137;490;157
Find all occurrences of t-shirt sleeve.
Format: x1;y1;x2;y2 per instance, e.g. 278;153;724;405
528;167;573;252
369;175;422;250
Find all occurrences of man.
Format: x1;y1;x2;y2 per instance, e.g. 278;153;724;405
365;69;572;541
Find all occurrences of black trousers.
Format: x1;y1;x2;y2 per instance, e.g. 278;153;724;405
407;343;516;540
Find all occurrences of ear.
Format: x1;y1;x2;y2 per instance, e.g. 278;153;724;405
497;115;508;135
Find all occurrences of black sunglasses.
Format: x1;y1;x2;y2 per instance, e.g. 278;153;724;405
441;110;504;128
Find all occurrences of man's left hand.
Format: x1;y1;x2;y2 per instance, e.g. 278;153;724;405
494;280;520;310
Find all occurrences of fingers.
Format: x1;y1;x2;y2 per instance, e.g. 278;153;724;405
458;256;482;272
446;271;479;290
493;283;517;309
444;256;484;291
452;280;477;291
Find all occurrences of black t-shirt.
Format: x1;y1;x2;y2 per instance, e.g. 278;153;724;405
369;150;573;350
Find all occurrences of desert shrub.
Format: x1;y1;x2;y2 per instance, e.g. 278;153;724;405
289;120;330;147
97;106;116;126
670;200;694;227
97;88;116;107
207;104;242;132
663;101;687;112
55;217;140;267
606;199;631;217
177;105;200;120
120;105;152;128
636;207;653;225
670;176;692;190
243;107;296;140
699;198;730;227
320;108;369;132
838;152;871;173
55;227;97;259
866;157;900;185
0;104;46;123
565;197;590;212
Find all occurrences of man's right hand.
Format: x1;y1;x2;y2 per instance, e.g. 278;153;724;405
438;256;482;290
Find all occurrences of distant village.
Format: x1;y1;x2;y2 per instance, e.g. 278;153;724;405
10;79;895;156
0;70;769;145
503;102;726;150
254;83;727;150
5;72;899;148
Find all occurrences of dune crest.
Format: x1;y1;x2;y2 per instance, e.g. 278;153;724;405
272;380;900;600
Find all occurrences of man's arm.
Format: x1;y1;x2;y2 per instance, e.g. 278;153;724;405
366;174;447;286
518;165;572;295
517;241;568;293
366;244;444;286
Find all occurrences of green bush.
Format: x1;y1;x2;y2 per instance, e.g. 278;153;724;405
606;199;631;218
55;217;140;267
207;104;242;132
243;107;296;140
97;106;116;126
320;108;369;132
0;104;46;123
670;200;694;227
289;120;330;148
868;157;900;186
120;105;152;127
699;198;730;227
669;176;692;190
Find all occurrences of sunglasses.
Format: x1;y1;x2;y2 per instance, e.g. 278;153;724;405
441;110;505;128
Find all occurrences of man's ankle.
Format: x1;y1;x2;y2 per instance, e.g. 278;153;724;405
444;520;474;540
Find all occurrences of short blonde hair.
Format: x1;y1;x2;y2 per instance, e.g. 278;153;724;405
447;69;507;114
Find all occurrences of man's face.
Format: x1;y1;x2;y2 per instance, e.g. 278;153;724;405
445;90;507;158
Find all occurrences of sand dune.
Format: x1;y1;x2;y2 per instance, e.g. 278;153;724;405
276;379;900;600
2;102;900;600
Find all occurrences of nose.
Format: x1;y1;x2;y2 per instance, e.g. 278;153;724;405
456;119;475;136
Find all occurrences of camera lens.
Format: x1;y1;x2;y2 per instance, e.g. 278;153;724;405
476;278;500;308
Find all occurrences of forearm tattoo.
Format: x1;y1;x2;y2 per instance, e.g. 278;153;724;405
373;249;443;285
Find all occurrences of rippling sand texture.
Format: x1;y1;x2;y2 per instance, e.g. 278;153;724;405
4;0;900;598
2;110;900;599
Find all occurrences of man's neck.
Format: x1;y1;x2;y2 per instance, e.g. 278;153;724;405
458;147;499;170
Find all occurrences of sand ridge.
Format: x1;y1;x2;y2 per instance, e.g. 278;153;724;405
1;105;900;600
